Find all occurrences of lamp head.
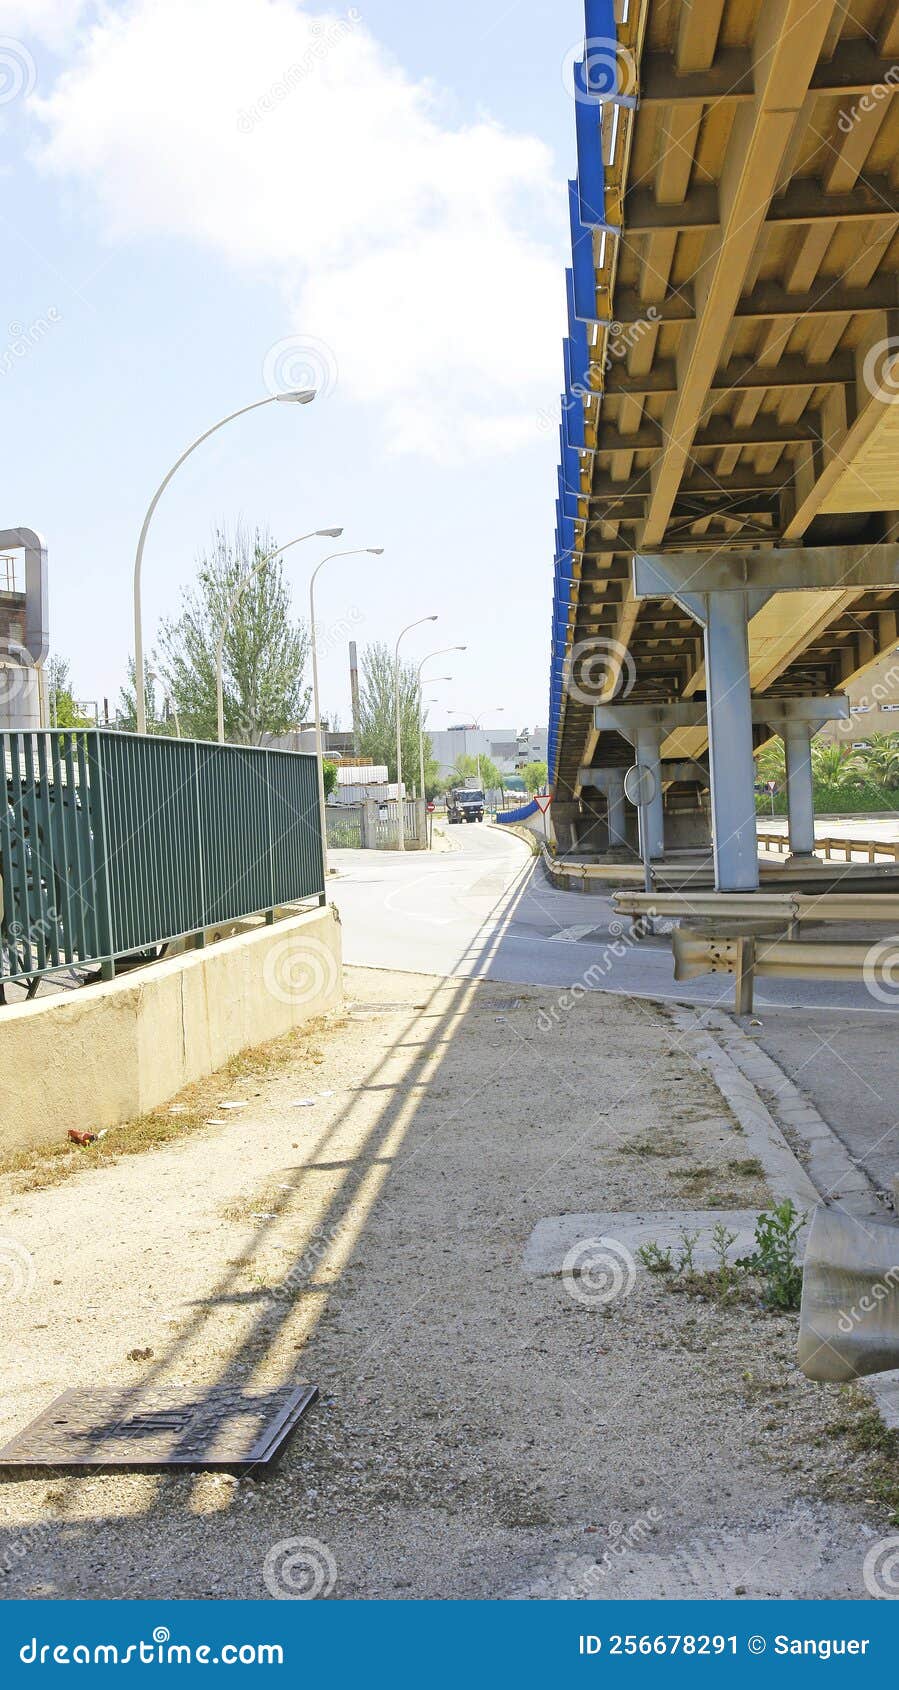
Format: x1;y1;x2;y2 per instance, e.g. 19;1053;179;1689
317;527;344;538
275;389;316;404
367;547;385;555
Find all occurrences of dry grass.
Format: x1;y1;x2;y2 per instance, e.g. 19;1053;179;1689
0;1013;346;1197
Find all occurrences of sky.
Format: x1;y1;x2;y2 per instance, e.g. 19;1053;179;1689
1;0;584;734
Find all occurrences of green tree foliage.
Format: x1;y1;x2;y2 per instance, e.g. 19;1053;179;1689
755;730;899;813
521;759;549;794
450;751;502;792
46;654;92;728
322;759;339;799
155;525;311;744
357;641;434;792
117;658;176;735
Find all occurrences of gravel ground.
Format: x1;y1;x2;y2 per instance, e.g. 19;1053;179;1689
0;968;891;1601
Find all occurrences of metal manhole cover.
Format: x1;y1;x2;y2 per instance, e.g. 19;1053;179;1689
0;1382;318;1470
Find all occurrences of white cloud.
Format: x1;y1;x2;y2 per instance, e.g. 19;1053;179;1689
0;0;94;50
28;0;565;458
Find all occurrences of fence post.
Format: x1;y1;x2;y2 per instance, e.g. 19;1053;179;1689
87;732;117;981
362;797;378;850
192;741;207;948
264;748;278;920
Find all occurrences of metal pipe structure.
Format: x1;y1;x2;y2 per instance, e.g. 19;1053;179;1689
215;528;343;746
133;390;315;735
395;617;438;851
309;547;384;886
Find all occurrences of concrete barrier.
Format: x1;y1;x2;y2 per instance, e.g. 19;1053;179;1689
0;904;342;1158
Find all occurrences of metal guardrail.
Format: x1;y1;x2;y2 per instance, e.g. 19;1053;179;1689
614;889;899;924
758;829;899;863
0;729;325;988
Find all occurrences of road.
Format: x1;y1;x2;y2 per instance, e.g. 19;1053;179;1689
331;821;899;1018
332;823;899;1197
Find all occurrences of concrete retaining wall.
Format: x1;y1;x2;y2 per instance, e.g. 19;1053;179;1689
0;904;343;1158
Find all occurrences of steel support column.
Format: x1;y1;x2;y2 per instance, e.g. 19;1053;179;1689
703;592;759;892
634;723;665;858
783;722;816;861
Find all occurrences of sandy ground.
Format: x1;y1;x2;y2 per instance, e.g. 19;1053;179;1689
0;968;891;1601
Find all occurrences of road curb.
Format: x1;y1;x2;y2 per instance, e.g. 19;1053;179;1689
670;1002;899;1429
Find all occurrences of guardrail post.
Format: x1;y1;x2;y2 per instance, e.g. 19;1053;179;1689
734;936;756;1016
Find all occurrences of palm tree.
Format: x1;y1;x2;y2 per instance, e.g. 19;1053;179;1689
859;732;899;791
810;738;862;786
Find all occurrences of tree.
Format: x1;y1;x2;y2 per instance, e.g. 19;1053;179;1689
754;739;785;788
859;732;899;791
810;738;862;786
117;657;176;735
521;759;548;794
46;654;92;728
451;752;502;792
156;525;311;744
323;759;339;799
357;641;434;793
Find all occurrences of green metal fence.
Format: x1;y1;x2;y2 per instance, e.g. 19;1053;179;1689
0;730;325;987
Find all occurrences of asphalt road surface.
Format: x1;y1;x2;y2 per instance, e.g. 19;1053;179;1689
332;823;899;1197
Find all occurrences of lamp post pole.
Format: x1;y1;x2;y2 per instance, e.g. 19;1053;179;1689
395;615;438;850
416;646;466;842
133;389;315;734
309;547;384;888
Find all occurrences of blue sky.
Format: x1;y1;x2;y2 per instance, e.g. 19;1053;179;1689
1;0;583;733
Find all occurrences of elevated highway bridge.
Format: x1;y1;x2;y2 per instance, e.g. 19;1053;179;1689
550;0;899;892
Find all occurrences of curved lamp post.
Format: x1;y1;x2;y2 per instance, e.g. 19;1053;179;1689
416;646;467;830
395;615;437;851
215;528;343;745
133;389;316;735
309;546;384;885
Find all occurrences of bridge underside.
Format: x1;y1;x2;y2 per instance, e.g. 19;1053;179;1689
549;0;899;890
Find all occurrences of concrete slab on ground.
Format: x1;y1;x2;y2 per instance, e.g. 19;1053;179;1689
523;1210;764;1277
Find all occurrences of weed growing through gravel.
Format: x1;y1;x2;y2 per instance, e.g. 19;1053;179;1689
640;1203;806;1312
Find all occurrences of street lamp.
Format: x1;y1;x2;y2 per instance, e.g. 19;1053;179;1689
215;527;343;745
416;646;467;832
309;546;384;886
395;615;438;851
133;389;316;735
